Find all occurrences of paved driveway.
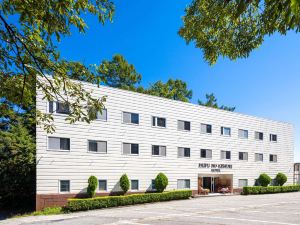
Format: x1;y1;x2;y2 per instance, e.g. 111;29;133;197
3;192;300;225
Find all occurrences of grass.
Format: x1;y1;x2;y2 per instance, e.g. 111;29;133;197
12;207;64;218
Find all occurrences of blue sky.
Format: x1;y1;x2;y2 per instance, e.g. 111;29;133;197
58;0;300;161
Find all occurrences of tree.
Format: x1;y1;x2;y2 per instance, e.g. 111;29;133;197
179;0;300;65
275;173;287;186
154;173;168;192
87;175;98;198
0;0;115;132
119;174;130;194
0;122;36;209
97;54;142;91
258;173;271;187
147;79;192;102
198;93;235;111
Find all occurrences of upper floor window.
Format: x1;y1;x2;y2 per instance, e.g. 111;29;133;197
177;179;190;189
60;180;70;192
238;129;248;139
49;101;70;114
152;116;166;128
123;143;139;155
221;127;231;136
270;134;277;142
239;152;248;161
152;145;166;156
255;153;263;162
200;149;212;159
221;150;231;160
255;131;264;141
96;109;107;121
88;140;107;153
123;112;139;124
201;124;212;134
48;137;70;151
178;120;190;131
178;147;190;158
269;154;277;162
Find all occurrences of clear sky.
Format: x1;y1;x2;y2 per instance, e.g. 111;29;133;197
57;0;300;161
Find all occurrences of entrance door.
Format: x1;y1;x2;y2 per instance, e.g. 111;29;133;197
202;177;218;193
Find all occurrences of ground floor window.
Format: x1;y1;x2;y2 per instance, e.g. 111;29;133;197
99;180;107;191
60;180;70;192
177;179;190;189
238;179;248;187
151;179;156;190
131;180;139;190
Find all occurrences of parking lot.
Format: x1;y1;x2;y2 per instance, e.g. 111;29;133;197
3;192;300;225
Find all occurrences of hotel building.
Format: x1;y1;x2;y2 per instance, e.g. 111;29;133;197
36;79;294;210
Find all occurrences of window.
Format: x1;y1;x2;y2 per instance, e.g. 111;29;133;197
201;123;212;134
221;127;231;136
99;180;107;191
88;140;107;153
49;101;70;114
269;154;277;162
255;153;263;162
152;116;166;128
178;147;190;158
200;149;212;159
255;132;264;140
131;180;139;190
60;180;70;192
239;152;248;160
152;145;166;156
177;179;190;189
96;109;107;121
178;120;190;131
238;179;248;187
123;112;139;124
270;134;277;142
238;129;248;139
221;150;231;160
151;179;156;190
48;137;70;151
123;143;139;155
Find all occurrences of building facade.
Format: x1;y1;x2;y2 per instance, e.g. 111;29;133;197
36;80;294;210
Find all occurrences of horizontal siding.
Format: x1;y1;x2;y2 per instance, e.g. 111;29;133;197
36;80;294;194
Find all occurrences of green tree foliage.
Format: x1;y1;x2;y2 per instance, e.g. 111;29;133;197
179;0;300;64
0;0;115;132
97;54;142;91
258;173;272;187
198;93;235;111
0;123;36;209
87;175;98;198
154;173;168;192
147;79;193;102
275;173;288;186
120;174;130;194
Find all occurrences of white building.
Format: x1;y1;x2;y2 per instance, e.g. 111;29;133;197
36;79;294;210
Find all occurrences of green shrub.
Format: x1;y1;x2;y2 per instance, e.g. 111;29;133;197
243;185;300;195
65;190;192;212
258;173;271;187
87;176;98;198
275;173;287;186
155;173;168;192
120;174;130;194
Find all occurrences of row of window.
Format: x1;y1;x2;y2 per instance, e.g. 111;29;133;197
48;137;278;162
59;179;190;193
48;101;278;142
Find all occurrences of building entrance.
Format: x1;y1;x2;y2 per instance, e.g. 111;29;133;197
198;174;233;194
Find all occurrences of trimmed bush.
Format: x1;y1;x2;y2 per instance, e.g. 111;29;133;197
120;174;130;194
275;173;287;186
155;173;168;192
87;176;98;198
65;190;192;212
257;173;271;187
243;185;300;195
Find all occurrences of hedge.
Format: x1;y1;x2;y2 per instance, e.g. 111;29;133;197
65;190;192;212
243;185;300;195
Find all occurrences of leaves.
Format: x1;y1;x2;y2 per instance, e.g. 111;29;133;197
198;93;235;111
